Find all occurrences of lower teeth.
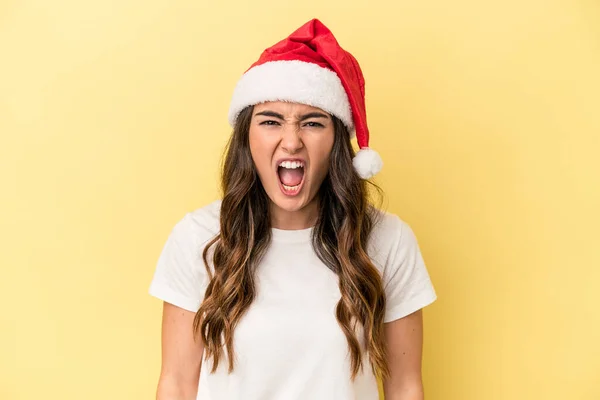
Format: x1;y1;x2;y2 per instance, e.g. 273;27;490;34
283;184;300;191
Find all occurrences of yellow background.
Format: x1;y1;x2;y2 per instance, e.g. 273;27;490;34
1;0;599;399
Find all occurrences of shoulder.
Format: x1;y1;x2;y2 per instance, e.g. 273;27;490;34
149;200;222;311
369;209;412;248
367;209;437;321
367;209;422;271
169;199;222;250
186;199;221;237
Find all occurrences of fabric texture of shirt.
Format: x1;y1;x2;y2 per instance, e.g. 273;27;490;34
149;199;437;400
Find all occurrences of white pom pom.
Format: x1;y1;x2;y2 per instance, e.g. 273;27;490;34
352;148;383;179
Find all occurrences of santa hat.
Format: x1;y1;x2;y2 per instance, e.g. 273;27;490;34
228;18;383;179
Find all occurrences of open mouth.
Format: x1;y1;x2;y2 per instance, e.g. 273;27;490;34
277;160;305;196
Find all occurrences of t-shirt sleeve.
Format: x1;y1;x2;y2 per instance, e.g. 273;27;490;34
148;213;209;312
381;216;437;323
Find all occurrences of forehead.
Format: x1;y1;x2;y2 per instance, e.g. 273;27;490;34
252;101;329;117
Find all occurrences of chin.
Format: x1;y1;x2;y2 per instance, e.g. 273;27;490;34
271;191;310;212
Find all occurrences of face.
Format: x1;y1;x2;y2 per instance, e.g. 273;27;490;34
249;101;335;228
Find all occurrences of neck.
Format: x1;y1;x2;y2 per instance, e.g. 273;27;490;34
270;198;319;230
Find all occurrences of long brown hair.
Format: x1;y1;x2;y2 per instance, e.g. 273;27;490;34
193;106;389;380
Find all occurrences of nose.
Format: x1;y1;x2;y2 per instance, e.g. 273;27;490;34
280;124;304;154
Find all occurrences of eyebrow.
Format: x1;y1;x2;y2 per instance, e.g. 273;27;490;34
254;110;330;121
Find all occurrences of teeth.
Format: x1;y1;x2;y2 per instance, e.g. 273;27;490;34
282;184;300;191
279;160;304;169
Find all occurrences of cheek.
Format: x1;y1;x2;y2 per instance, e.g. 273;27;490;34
309;133;335;178
249;129;274;174
315;152;332;178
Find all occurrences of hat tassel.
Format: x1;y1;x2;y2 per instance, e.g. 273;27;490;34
353;147;383;179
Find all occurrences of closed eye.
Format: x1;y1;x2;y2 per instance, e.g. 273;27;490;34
304;121;324;128
259;120;281;126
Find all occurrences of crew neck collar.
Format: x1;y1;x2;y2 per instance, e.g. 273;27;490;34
271;226;314;243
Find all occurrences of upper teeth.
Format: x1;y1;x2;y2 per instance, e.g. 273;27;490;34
279;161;304;169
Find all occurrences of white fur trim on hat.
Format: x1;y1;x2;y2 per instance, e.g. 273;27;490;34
353;148;383;179
228;60;354;136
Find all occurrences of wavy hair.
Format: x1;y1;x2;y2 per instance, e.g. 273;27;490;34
193;106;389;380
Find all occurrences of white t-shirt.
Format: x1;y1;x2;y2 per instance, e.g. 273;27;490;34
149;200;436;400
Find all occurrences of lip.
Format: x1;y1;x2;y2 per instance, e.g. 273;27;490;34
275;157;306;197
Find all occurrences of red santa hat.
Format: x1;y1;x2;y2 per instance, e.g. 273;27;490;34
228;18;383;179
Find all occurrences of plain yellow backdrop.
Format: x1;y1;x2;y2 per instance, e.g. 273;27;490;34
1;0;599;399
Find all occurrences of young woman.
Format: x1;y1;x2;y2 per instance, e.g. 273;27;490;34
149;18;437;400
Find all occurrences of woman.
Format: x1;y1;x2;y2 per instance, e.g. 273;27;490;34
149;18;437;400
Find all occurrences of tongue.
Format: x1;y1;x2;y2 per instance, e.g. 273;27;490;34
278;168;303;186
